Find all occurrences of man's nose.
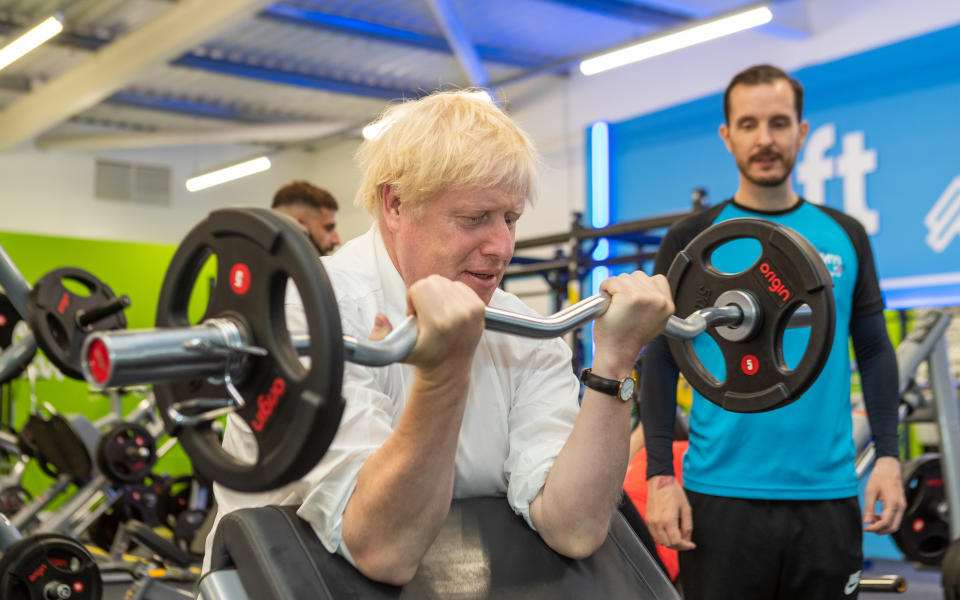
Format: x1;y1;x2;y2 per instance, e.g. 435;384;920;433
482;220;514;260
757;123;774;146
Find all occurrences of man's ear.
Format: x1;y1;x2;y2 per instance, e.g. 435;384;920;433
381;185;402;232
718;123;733;154
796;119;810;153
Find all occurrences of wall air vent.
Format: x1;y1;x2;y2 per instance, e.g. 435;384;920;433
95;159;170;205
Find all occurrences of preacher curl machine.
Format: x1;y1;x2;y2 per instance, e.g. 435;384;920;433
0;207;836;600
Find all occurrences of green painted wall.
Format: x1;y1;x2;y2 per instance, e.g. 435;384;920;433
0;231;205;499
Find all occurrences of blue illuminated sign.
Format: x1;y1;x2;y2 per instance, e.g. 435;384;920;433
596;23;960;309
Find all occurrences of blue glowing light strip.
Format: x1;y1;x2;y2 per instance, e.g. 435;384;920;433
587;122;611;364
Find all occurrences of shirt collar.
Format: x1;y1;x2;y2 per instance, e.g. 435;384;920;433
371;224;410;327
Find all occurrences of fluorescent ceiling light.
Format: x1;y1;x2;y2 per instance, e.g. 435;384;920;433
0;15;64;72
580;5;773;76
185;156;271;192
362;89;493;140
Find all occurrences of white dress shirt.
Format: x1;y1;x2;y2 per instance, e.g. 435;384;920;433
203;225;580;569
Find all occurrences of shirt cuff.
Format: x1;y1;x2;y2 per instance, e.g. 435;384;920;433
506;443;564;530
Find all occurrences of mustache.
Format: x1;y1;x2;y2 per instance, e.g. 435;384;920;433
750;151;782;162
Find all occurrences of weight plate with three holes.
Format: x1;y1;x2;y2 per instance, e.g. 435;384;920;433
665;218;835;412
27;267;128;380
153;208;344;492
96;422;157;484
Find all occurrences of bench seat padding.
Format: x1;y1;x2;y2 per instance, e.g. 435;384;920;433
207;497;679;599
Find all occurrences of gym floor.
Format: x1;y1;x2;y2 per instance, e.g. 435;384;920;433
96;559;940;599
862;558;942;599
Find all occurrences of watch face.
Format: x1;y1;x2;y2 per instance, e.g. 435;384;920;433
619;377;636;401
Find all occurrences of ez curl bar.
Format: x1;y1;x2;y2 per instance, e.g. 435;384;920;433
75;208;833;493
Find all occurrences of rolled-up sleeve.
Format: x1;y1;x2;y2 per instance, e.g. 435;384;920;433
295;298;401;559
504;337;580;527
297;370;397;557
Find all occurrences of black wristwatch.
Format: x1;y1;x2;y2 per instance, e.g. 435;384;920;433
580;368;635;402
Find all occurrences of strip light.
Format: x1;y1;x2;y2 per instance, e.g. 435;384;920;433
185;156;271;192
589;121;611;364
0;15;64;72
590;121;611;272
362;89;493;140
580;5;773;76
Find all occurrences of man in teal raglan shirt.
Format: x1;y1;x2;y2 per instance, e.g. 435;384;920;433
641;65;906;599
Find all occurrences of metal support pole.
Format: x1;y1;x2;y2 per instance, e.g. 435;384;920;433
930;334;960;539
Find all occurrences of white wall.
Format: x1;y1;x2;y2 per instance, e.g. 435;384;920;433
0;141;318;243
1;0;959;248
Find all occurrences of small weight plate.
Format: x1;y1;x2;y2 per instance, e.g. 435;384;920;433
27;268;127;380
96;423;157;484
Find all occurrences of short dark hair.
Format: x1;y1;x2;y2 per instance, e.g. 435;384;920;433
723;64;804;124
272;180;338;212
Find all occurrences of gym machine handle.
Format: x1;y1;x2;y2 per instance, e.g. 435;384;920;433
82;292;812;389
0;513;23;552
0;245;33;320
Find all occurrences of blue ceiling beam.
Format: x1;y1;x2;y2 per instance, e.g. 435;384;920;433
106;91;256;121
260;3;542;69
173;54;422;100
539;0;689;26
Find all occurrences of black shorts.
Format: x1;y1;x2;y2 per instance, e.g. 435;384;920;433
679;490;863;600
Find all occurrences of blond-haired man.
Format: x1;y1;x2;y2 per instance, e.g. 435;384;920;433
206;90;674;585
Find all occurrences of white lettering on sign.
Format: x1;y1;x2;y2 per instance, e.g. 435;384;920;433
925;176;960;253
796;124;879;234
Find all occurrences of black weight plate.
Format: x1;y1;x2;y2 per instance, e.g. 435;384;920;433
27;267;127;380
96;423;157;484
119;480;165;528
0;533;102;600
17;416;41;458
153;208;344;492
893;454;950;566
0;293;20;349
0;485;31;516
666;218;836;412
157;475;210;529
30;414;93;482
87;504;123;551
0;293;32;383
173;509;208;555
88;477;168;550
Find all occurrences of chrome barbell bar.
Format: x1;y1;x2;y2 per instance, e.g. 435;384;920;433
83;290;812;388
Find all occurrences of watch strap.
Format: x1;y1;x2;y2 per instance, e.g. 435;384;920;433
579;368;622;396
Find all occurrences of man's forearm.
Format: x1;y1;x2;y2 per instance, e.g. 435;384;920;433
639;335;680;478
851;312;900;457
530;388;632;559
